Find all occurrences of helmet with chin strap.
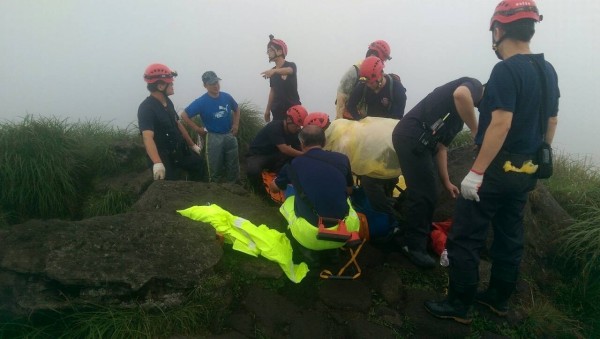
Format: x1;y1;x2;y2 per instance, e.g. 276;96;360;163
144;63;177;83
490;0;542;30
358;56;384;85
286;105;308;127
368;40;391;61
268;34;288;57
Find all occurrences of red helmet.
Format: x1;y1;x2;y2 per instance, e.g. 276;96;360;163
304;112;330;129
268;34;288;57
286;105;308;126
368;40;391;61
358;56;384;84
490;0;542;30
144;63;177;83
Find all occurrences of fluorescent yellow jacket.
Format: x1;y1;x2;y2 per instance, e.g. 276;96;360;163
280;196;360;251
177;204;309;283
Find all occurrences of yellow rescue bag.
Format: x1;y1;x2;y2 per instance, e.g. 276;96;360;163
325;117;401;179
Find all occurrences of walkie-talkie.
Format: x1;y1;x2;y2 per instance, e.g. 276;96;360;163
413;113;450;154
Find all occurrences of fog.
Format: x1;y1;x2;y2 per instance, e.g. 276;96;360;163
1;0;598;164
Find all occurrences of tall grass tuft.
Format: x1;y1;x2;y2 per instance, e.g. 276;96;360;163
70;120;143;177
546;152;600;216
518;299;583;338
0;116;82;219
0;116;145;222
545;153;600;337
236;101;266;154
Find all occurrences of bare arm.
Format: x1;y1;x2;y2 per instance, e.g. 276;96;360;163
264;88;274;122
181;110;206;136
231;107;241;135
453;85;478;139
545;116;558;144
435;143;459;198
276;144;304;157
472;109;512;173
141;130;162;164
261;66;294;79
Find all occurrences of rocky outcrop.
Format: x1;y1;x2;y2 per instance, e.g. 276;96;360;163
0;149;577;337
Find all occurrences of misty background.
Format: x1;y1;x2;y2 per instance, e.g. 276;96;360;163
1;0;598;165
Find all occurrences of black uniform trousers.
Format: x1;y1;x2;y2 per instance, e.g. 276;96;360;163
393;134;438;252
447;150;537;287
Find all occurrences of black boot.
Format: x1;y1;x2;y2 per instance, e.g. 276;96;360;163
424;284;476;325
476;278;515;316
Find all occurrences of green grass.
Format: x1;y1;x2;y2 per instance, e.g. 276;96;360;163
0;116;145;223
0;116;82;220
82;189;137;218
0;275;229;339
544;153;600;337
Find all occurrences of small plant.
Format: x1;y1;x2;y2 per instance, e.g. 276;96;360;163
517;299;583;338
82;189;137;217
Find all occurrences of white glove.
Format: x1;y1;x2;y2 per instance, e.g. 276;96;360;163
191;144;202;155
461;169;484;202
153;163;165;180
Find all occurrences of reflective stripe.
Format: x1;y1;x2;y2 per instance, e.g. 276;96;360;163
280;196;360;250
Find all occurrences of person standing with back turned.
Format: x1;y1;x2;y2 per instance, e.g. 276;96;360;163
261;35;301;122
425;0;559;324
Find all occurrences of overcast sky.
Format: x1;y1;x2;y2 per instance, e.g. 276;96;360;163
1;0;598;164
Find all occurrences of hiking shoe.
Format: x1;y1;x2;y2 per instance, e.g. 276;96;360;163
476;290;509;316
400;245;436;268
424;299;472;325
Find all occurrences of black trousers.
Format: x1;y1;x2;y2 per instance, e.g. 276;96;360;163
245;153;291;193
155;150;205;181
447;150;537;286
393;134;437;252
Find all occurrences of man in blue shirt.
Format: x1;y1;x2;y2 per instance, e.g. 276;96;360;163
181;71;241;183
425;0;559;324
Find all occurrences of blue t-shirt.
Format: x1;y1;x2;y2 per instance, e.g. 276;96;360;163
275;148;353;226
184;92;238;134
476;54;559;154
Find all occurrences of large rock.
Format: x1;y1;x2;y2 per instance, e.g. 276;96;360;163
0;211;222;315
0;181;287;317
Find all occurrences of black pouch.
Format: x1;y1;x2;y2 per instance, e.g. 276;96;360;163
535;142;553;179
169;141;190;164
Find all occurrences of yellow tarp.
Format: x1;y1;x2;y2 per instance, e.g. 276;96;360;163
325;117;401;179
177;204;309;283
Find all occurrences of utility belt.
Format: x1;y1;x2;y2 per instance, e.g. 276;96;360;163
474;146;542;176
476;147;538;193
413;113;449;154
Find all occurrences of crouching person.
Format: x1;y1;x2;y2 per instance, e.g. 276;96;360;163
268;125;360;267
